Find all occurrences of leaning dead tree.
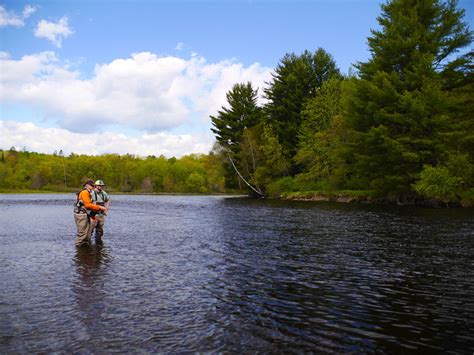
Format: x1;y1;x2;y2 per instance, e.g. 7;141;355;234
225;148;264;198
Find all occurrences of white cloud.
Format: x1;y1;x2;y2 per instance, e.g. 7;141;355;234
0;120;213;157
34;17;73;47
175;42;184;51
22;5;36;19
0;51;272;134
0;4;37;27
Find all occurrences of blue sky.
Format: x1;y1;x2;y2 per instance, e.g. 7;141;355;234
1;0;473;157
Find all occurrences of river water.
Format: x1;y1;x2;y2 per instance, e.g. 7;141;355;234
0;194;473;353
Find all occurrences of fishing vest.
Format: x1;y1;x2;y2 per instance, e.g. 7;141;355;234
74;189;89;214
91;190;109;213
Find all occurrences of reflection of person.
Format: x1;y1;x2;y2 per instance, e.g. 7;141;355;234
91;180;110;244
73;244;110;336
74;180;106;247
74;244;109;276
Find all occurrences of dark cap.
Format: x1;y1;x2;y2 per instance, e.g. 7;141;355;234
83;179;95;187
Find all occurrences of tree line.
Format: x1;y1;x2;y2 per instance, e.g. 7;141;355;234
0;149;226;194
210;0;473;205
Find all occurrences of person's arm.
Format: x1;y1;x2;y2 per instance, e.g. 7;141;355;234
80;190;103;212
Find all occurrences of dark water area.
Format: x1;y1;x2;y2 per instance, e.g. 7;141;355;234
1;194;473;353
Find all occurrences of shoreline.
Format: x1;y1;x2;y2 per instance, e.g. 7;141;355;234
1;189;473;207
0;189;246;197
280;191;474;208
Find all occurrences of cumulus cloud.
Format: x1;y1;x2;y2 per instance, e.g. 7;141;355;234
0;51;272;133
0;120;213;157
34;17;73;47
0;4;37;27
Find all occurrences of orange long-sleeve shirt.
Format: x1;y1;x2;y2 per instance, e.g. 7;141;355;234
78;189;102;211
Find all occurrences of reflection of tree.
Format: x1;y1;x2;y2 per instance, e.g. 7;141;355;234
72;245;111;341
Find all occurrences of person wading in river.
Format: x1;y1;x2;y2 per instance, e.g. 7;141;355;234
74;179;106;247
91;179;110;244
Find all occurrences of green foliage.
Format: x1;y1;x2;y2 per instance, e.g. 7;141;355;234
295;77;347;188
442;59;474;160
413;151;473;204
206;0;473;204
210;82;264;191
186;172;207;193
261;124;290;176
230;124;293;195
345;0;471;195
445;153;473;187
459;188;474;207
207;0;474;203
264;48;341;162
210;82;263;154
239;126;263;178
0;150;226;194
413;164;463;202
359;0;471;79
247;124;291;192
266;176;296;197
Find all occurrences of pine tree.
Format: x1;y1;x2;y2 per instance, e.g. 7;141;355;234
443;51;473;161
210;82;264;191
264;48;341;163
345;0;472;195
210;82;263;154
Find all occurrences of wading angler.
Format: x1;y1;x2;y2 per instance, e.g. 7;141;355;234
74;180;107;247
90;179;111;244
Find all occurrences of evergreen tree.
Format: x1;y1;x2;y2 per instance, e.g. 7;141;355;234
345;0;472;195
210;82;263;154
443;51;473;161
264;48;341;162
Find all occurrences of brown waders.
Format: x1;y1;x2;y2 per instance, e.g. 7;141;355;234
91;214;105;244
74;213;93;247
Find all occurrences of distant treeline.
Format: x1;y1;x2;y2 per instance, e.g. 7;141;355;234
209;0;474;205
0;149;227;194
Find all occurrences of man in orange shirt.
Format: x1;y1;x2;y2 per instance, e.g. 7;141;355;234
74;179;107;247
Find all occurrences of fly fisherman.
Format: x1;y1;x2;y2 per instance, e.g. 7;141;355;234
74;180;107;247
91;179;110;244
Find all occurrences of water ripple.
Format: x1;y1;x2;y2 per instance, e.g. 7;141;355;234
0;194;473;352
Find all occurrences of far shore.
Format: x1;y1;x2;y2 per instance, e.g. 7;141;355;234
0;189;247;197
1;189;473;208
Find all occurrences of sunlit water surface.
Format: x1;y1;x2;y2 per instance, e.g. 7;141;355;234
0;194;473;353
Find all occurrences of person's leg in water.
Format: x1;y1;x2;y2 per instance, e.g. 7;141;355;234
93;215;105;244
75;213;92;247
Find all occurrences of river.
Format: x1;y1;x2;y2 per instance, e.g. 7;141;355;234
0;194;473;353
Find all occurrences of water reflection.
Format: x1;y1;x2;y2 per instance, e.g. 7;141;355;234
74;244;111;273
72;245;111;346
